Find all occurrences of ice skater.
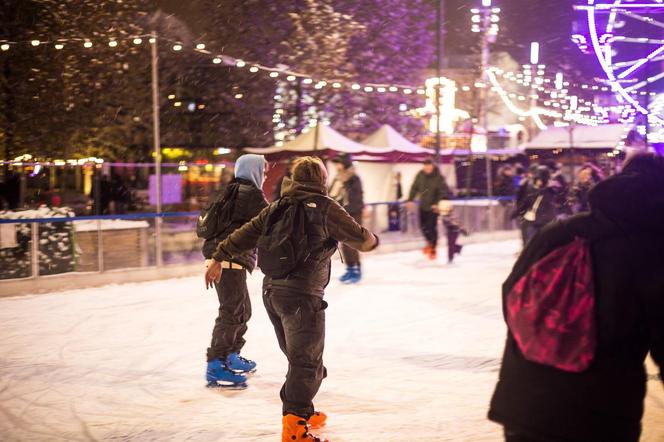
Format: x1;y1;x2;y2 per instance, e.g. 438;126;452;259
205;156;379;441
329;153;365;283
407;159;450;260
439;200;468;264
200;154;268;389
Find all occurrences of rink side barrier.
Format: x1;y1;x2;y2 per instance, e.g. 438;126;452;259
0;199;517;296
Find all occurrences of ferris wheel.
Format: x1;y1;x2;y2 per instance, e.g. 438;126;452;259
575;1;664;126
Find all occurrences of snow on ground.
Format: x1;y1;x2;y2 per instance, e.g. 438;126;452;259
0;240;662;441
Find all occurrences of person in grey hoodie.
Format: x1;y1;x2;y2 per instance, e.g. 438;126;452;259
203;154;268;389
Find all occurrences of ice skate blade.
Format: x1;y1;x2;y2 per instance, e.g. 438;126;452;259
206;381;248;391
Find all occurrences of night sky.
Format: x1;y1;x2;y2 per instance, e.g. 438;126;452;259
158;0;599;79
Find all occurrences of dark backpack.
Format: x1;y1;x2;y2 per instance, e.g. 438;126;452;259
196;184;239;239
257;197;311;278
505;238;596;373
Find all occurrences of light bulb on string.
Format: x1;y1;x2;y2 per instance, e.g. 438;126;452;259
0;44;9;51
196;43;205;50
149;37;156;44
303;78;313;85
377;87;386;93
133;38;143;45
54;43;64;50
83;40;93;48
31;40;40;47
212;57;222;64
108;40;118;47
389;86;398;92
351;84;361;90
249;66;259;73
287;75;296;81
403;88;412;94
173;43;183;51
236;60;246;68
333;82;342;88
364;86;374;92
269;71;279;78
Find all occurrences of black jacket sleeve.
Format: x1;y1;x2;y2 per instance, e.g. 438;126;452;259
408;172;422;201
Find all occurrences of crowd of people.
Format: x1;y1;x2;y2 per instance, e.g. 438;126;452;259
197;152;663;442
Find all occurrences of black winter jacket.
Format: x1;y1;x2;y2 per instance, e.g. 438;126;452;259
329;172;364;216
212;177;378;297
489;172;664;442
202;179;268;271
408;170;449;211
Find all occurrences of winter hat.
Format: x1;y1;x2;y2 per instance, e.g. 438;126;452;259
332;153;353;169
234;154;266;189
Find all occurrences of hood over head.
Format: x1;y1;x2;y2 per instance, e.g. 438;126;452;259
234;154;265;189
589;154;664;233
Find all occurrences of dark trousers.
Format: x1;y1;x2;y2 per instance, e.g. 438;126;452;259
419;209;439;248
340;212;362;267
206;268;251;362
263;289;328;419
446;230;460;262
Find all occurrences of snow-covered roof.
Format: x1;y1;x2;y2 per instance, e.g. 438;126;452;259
524;124;630;150
362;125;434;156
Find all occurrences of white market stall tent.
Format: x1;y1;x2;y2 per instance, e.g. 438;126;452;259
523;123;631;150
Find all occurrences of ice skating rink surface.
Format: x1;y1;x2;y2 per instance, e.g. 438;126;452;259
1;240;662;441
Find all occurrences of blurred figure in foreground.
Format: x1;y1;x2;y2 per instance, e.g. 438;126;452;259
489;153;664;442
408;159;450;260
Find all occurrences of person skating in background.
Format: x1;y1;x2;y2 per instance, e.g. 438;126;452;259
408;159;450;260
200;154;268;389
512;164;538;247
272;157;295;202
568;163;603;214
439;200;468;264
489;153;664;442
329;153;365;284
205;157;379;442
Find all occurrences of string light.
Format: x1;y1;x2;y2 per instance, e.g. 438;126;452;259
249;66;259;73
195;43;205;50
133;38;142;45
54;43;64;50
31;40;40;47
172;43;182;51
287;75;296;81
108;40;118;48
303;78;313;85
236;60;246;68
148;37;156;44
212;57;221;64
269;71;279;78
0;44;9;51
83;40;93;48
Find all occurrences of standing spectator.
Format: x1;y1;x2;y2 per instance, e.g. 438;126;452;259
522;166;558;243
408;159;450;260
568;163;603;214
329;153;365;284
512;165;537;247
272;157;295;201
489;153;664;442
494;165;516;197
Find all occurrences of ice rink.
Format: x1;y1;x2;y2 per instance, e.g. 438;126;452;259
1;240;662;441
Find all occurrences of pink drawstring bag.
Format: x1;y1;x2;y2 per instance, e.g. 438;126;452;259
506;238;596;373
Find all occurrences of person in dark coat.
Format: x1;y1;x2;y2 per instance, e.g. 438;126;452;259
202;154;269;387
329;153;365;283
568;163;603;214
523;166;559;243
408;159;450;260
512;165;537;247
489;153;664;442
205;156;378;441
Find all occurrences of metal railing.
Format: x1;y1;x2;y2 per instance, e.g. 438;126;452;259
0;199;516;282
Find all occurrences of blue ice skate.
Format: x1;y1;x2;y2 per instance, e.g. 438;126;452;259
344;266;362;284
226;352;257;374
206;359;248;390
339;267;354;283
